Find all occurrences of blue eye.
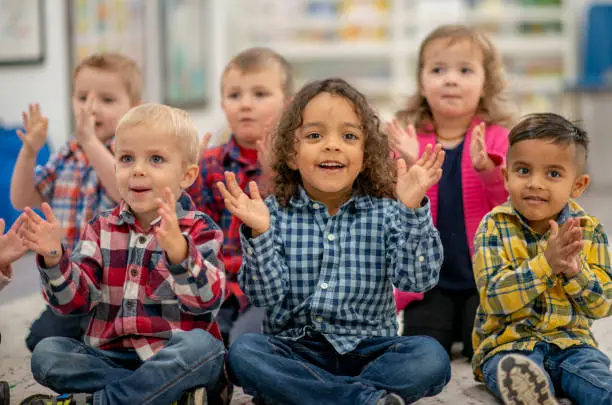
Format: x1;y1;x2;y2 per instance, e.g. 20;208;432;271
549;170;561;178
344;133;358;140
306;132;321;140
119;155;133;163
151;155;165;164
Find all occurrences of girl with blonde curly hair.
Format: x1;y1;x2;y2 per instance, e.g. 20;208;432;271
391;24;518;360
217;78;451;405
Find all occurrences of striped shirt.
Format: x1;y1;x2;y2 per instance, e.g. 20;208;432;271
37;193;226;360
239;188;443;354
472;200;612;380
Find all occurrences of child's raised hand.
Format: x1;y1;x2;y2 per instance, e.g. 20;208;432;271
155;188;187;265
469;122;495;172
75;94;96;146
21;203;63;268
17;103;49;155
0;215;28;268
544;219;584;276
387;118;419;166
217;172;270;237
198;132;212;160
396;144;445;209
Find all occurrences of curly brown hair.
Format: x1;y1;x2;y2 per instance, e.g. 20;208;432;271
272;78;396;207
396;24;517;130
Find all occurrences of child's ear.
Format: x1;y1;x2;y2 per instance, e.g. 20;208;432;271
570;174;590;199
179;163;199;190
502;166;509;190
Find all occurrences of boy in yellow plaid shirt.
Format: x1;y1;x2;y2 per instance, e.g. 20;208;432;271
471;113;612;405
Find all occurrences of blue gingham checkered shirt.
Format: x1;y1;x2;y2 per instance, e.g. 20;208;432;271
239;187;443;354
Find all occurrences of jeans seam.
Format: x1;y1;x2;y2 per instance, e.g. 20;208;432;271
560;359;611;392
137;348;225;405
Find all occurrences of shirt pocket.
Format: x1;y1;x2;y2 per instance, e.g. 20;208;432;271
144;253;177;301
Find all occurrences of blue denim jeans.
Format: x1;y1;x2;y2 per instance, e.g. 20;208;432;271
227;332;451;405
30;329;225;405
482;342;612;405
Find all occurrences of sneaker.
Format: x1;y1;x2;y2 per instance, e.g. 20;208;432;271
377;393;405;405
497;354;559;405
22;393;92;405
0;381;9;405
179;387;207;405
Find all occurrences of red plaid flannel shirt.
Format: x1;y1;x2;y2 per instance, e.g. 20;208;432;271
37;192;226;360
188;136;261;304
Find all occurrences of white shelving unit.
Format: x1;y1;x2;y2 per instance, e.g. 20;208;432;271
228;0;576;118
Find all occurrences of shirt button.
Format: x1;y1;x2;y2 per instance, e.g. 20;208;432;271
252;275;258;281
320;282;328;290
327;234;336;242
312;203;320;209
130;268;138;277
138;236;147;244
247;247;254;256
315;316;323;323
419;256;425;262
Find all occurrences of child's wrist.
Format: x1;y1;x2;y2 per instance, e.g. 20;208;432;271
166;236;188;265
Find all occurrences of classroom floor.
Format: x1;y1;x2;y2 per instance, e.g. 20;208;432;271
1;188;612;405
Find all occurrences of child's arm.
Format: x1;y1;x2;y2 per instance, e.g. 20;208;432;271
470;123;509;207
391;145;445;292
75;95;121;202
10;104;48;209
474;215;558;316
155;189;226;314
21;203;103;314
217;172;289;307
562;221;612;319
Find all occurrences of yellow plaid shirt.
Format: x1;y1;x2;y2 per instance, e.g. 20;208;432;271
472;200;612;381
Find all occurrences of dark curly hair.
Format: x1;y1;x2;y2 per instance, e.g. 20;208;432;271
272;78;396;207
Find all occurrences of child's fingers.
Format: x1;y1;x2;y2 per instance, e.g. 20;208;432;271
216;181;235;204
561;241;584;259
548;220;559;238
163;187;176;209
422;144;442;170
224;172;244;198
24;207;44;225
248;181;262;201
416;144;432;166
396;158;407;177
8;214;27;235
41;202;57;223
406;123;417;139
432;147;445;170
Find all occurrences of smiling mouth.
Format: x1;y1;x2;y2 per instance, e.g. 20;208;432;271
523;196;548;203
130;187;151;194
319;162;346;170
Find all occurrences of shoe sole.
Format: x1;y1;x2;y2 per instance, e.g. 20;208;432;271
193;387;207;405
497;354;558;405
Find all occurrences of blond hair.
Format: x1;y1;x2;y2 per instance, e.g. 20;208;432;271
74;52;143;105
116;103;200;164
222;47;294;97
396;24;517;130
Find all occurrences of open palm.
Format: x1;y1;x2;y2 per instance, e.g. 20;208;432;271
17;103;48;154
217;171;270;235
0;216;28;267
387;118;419;165
396;144;445;208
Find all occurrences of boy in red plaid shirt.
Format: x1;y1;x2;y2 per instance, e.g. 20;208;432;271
21;104;227;405
188;47;293;346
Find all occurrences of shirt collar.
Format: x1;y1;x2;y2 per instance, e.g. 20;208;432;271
222;135;261;169
289;186;374;211
494;199;588;233
113;191;196;228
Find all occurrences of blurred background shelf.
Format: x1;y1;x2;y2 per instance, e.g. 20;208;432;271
229;0;576;118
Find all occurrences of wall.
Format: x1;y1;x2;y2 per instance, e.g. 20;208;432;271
0;0;70;149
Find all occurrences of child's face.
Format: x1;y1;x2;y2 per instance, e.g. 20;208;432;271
291;92;364;208
504;139;589;234
221;65;286;149
72;67;135;143
420;38;485;122
114;125;198;227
